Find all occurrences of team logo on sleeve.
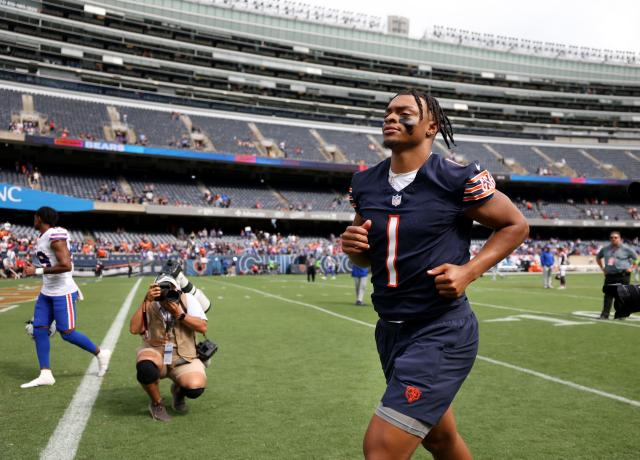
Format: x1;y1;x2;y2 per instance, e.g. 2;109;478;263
391;194;402;207
479;172;496;192
464;170;496;202
404;385;422;403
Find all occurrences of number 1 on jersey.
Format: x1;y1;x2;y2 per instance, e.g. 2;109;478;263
386;215;400;287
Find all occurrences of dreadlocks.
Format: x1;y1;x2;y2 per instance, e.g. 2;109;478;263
390;89;456;149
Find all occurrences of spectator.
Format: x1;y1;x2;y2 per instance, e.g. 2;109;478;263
540;245;555;288
352;264;369;306
596;231;638;319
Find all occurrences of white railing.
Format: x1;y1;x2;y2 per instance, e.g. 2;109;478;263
188;0;384;31
427;25;639;67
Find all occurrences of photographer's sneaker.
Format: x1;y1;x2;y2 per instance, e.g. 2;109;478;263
97;349;111;377
21;369;55;388
171;383;187;412
149;400;171;422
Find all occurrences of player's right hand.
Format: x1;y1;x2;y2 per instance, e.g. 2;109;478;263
145;284;161;302
341;220;372;254
23;261;35;277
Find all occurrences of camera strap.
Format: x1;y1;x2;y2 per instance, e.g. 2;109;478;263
141;304;148;335
177;296;188;315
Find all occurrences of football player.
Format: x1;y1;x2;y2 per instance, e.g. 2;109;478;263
21;207;110;388
342;90;528;459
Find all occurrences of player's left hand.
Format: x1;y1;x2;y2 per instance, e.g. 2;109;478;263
23;262;35;277
427;263;474;298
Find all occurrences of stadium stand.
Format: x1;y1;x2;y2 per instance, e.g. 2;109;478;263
255;123;325;162
40;173;123;201
1;89;23;127
317;129;383;165
9;223;83;243
586;149;640;179
277;188;352;212
3;86;640;178
93;230;179;247
203;182;282;209
1;167;123;200
117;107;188;147
126;178;203;206
538;146;603;178
7;162;640;217
451;141;511;174
188;116;258;155
488;144;553;175
514;199;640;221
34;94;108;141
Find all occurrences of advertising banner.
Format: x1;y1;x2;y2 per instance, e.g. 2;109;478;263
185;254;353;276
0;183;94;212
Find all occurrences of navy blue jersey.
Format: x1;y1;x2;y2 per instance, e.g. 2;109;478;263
349;154;495;321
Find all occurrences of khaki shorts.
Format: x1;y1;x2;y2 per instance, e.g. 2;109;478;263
136;347;207;383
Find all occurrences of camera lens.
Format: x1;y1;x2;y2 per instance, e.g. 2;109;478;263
166;289;180;302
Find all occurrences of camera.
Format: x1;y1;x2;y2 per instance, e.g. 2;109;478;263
162;259;211;313
196;339;218;367
602;284;640;319
155;281;181;302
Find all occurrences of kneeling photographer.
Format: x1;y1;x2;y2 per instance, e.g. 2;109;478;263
129;273;212;422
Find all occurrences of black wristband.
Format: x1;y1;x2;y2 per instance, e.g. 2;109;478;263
178;313;186;321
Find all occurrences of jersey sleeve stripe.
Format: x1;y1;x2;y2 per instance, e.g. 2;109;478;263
464;189;489;198
463;189;495;202
464;183;484;193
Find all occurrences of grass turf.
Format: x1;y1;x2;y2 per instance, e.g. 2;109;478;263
1;273;639;459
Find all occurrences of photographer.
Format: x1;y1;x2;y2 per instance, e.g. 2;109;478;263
596;231;638;320
129;275;208;422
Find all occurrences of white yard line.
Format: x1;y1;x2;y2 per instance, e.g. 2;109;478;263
40;279;142;460
476;356;640;407
290;282;640;329
216;280;640;409
0;297;40;312
217;280;374;328
470;285;602;301
331;280;604;300
473;302;640;329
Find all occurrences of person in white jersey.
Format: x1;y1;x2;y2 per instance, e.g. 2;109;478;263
21;206;110;388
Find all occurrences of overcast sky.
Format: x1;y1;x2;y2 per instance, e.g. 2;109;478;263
300;0;640;53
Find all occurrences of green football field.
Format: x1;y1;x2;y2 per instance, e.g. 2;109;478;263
1;273;639;459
